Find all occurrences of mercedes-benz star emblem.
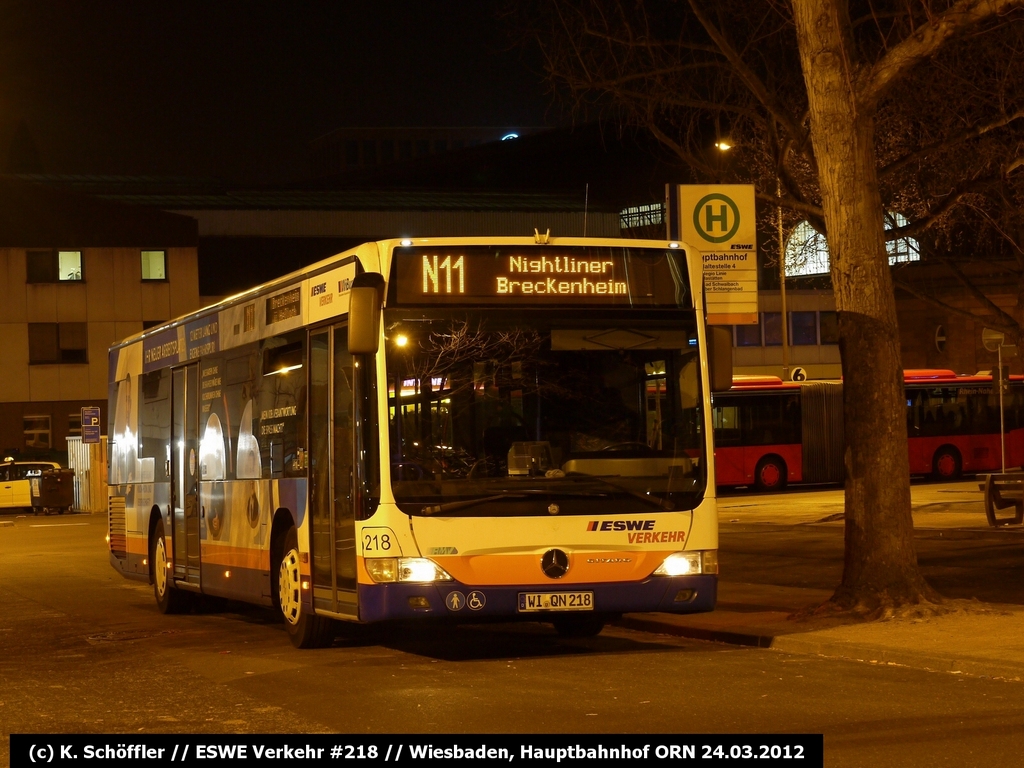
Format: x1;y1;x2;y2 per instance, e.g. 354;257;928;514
541;549;570;579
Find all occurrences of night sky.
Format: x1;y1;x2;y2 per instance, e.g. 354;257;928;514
0;1;551;184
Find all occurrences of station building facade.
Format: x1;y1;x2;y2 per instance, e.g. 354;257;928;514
0;178;199;459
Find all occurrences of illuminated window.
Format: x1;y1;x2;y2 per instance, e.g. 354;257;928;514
784;222;830;277
785;214;920;277
619;203;664;229
141;250;166;280
27;250;83;282
885;212;921;264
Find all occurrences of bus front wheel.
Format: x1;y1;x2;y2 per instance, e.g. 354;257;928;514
932;446;962;480
754;456;787;492
276;527;335;648
152;518;192;614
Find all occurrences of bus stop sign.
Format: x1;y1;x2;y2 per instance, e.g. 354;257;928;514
81;406;101;444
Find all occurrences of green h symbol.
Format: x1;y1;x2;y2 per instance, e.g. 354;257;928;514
692;193;741;243
705;204;730;232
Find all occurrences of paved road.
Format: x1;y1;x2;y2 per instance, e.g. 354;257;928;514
2;504;1024;768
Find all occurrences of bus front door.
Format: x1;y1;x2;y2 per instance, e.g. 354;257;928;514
309;325;358;618
171;364;201;587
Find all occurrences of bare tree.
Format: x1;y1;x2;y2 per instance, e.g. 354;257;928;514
512;0;1024;616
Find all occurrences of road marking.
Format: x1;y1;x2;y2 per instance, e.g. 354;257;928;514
28;523;89;528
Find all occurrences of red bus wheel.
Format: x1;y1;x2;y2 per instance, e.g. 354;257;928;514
932;447;962;480
754;456;787;492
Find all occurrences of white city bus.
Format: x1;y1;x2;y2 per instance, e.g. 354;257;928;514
107;236;731;647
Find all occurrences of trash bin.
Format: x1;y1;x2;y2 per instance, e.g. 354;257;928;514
31;468;76;515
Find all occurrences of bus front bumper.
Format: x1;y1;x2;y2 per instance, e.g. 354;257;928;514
356;574;717;623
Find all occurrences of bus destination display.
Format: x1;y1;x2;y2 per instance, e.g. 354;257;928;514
392;246;688;307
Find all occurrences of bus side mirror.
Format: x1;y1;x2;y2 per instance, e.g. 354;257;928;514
348;273;386;354
708;326;733;393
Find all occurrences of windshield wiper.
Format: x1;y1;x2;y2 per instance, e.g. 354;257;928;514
563;473;675;511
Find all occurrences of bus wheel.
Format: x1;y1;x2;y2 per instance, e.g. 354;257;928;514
932;446;962;480
754;456;787;492
152;518;192;614
276;527;334;648
552;615;606;638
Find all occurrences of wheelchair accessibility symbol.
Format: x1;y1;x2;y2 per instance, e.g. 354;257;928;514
467;591;486;610
445;591;466;611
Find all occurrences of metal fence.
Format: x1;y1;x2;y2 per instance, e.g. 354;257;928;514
67;436;108;514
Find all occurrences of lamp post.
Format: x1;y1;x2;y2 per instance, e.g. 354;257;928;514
715;139;790;380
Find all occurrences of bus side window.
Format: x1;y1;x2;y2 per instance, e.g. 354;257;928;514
259;332;307;478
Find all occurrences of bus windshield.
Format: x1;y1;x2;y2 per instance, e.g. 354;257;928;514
384;309;706;516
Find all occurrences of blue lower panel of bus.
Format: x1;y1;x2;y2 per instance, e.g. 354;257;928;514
357;575;716;623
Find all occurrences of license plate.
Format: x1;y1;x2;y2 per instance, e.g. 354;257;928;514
518;591;594;612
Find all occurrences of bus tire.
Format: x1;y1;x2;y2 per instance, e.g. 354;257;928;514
276;527;334;648
932;446;962;480
754;456;787;492
152;518;192;614
552;615;606;638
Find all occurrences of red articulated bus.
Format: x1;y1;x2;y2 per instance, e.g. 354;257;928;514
712;369;1024;491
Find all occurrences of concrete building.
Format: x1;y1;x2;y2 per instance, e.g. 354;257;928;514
0;178;199;459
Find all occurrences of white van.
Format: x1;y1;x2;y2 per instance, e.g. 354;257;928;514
0;461;61;511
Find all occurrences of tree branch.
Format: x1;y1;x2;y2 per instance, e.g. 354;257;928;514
860;0;1024;108
688;0;810;146
881;108;1024;178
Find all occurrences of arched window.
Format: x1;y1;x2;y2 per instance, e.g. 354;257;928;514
784;213;920;277
784;221;830;276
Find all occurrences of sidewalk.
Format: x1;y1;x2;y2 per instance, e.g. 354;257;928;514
619;480;1024;681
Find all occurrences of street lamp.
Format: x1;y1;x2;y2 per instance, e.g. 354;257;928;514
714;139;790;380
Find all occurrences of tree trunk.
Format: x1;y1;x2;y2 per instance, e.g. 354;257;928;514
791;0;939;614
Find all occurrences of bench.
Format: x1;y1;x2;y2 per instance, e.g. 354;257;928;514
979;472;1024;527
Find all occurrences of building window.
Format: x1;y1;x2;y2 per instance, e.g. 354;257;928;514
399;140;413;160
434;139;448;153
784;222;830;277
141;250;166;280
27;250;84;282
68;413;82;439
763;312;783;346
345;140;358;166
885;212;921;265
24;415;51;449
785;213;920;276
791;312;819;345
380;139;395;163
28;322;88;364
620;203;664;230
819;311;840;344
735;323;762;347
142;320;163;330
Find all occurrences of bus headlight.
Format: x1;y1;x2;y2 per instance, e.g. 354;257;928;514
652;550;718;576
365;557;454;584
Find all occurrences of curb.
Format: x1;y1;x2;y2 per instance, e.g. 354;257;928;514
617;614;1024;682
616;615;776;648
771;634;1024;681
